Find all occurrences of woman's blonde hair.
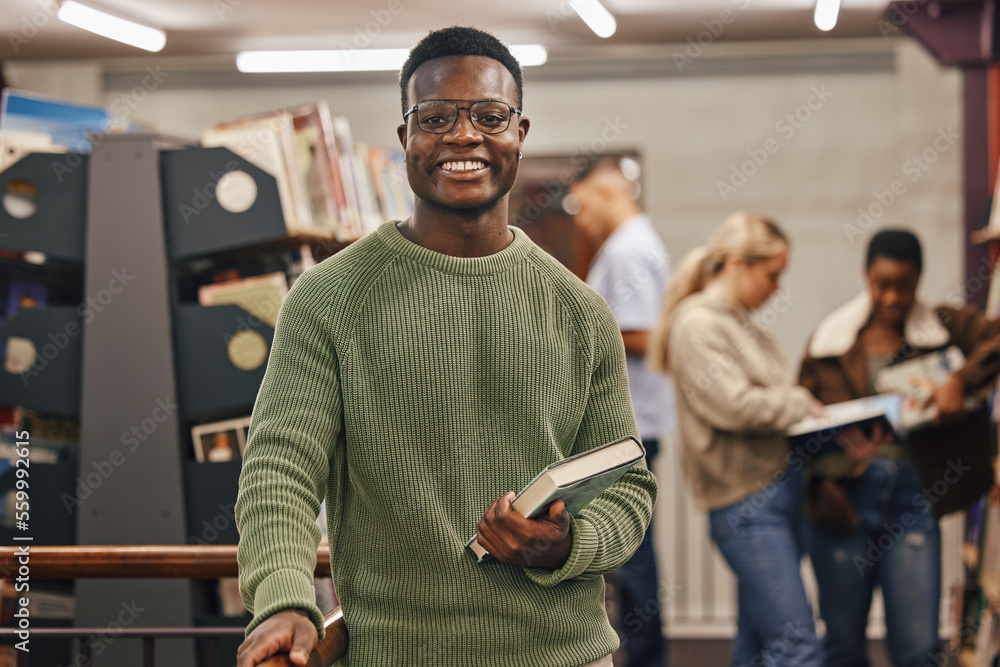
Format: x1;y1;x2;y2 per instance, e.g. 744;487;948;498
647;211;789;372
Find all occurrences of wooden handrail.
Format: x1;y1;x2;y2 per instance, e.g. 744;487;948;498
0;545;347;666
0;545;330;579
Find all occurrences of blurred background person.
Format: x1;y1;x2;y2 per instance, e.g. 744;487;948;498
648;211;824;667
569;156;674;667
798;228;1000;667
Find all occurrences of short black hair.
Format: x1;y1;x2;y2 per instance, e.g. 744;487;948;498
572;156;620;184
398;26;523;115
866;229;923;275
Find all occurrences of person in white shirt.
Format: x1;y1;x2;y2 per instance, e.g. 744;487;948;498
569;156;674;667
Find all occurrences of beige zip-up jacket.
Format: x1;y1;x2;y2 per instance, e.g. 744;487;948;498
669;291;813;511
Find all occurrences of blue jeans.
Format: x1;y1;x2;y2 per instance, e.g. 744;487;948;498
709;464;823;667
806;458;941;667
615;446;666;667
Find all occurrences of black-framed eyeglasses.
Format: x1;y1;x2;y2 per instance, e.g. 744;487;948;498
403;99;521;134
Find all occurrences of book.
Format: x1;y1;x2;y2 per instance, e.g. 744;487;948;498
786;393;903;454
874;346;982;431
466;435;645;563
190;415;251;463
200;112;314;233
197;271;288;328
0;130;65;173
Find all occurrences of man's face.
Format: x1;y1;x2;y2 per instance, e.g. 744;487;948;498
397;55;528;212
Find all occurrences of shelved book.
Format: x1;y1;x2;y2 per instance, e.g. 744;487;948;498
874;346;981;431
197;271;289;328
786;394;902;453
200;111;314;234
190;416;251;463
466;436;645;563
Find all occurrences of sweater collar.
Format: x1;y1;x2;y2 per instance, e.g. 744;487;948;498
807;291;949;358
376;221;534;276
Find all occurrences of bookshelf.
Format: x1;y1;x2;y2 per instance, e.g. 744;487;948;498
0;131;367;665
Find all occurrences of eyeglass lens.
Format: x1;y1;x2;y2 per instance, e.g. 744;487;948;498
414;101;514;134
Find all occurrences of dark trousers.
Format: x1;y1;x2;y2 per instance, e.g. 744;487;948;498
615;440;666;667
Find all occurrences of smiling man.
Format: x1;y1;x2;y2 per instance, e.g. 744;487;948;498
235;26;656;667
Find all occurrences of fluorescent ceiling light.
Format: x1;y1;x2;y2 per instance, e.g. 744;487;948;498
814;0;841;31
510;44;548;67
57;1;166;52
237;45;549;73
237;48;408;73
570;0;617;38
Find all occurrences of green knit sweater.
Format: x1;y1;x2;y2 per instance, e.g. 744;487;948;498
235;221;657;667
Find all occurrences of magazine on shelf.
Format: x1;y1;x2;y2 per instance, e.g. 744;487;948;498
197;271;289;328
201;111;314;233
190;416;252;463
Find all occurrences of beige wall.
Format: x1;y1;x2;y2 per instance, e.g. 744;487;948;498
7;37;962;363
4;36;967;636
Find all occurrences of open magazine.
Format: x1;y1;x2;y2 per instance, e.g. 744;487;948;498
787;393;903;454
874;346;981;431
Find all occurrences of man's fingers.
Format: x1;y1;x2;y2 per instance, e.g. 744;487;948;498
288;628;317;665
490;492;512;521
547;500;569;526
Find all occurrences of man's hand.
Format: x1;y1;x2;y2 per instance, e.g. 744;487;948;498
921;374;965;424
475;492;572;569
236;609;318;667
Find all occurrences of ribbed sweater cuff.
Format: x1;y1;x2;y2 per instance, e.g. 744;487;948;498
246;569;325;639
523;517;599;586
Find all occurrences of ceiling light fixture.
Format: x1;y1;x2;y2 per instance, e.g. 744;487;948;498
570;0;617;39
814;0;842;31
57;1;166;52
236;44;548;73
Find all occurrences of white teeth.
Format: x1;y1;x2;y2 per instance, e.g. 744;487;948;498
442;160;486;172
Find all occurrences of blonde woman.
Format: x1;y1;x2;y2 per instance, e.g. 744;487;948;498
648;212;823;667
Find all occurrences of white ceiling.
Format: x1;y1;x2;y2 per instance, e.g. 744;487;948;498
0;0;893;62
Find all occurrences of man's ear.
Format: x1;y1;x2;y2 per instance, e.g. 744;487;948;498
517;116;530;148
397;123;407;149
